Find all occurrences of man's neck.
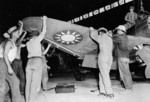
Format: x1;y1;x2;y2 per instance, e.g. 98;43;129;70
10;38;17;44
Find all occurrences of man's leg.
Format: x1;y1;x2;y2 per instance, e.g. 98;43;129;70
6;71;24;102
25;60;33;102
99;73;105;94
29;60;43;102
42;66;48;90
98;60;113;94
12;59;25;94
118;60;133;89
18;60;26;94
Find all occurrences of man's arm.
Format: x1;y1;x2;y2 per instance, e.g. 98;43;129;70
43;43;52;55
3;41;14;75
16;31;27;46
18;21;24;36
125;13;130;22
37;16;47;41
89;27;99;42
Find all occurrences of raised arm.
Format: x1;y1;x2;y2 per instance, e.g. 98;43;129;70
37;16;47;41
16;31;27;46
89;27;99;42
18;20;24;36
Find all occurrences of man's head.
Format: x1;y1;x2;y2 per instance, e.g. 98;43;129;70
129;6;134;12
116;25;126;35
3;26;20;40
29;30;40;38
10;29;20;39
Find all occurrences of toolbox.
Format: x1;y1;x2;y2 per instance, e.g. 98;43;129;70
55;83;75;93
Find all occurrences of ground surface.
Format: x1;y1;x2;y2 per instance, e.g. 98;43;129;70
5;70;150;102
42;71;150;102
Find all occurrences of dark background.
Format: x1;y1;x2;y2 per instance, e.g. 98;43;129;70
0;0;149;36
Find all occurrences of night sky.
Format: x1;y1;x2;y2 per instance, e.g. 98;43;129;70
0;0;149;35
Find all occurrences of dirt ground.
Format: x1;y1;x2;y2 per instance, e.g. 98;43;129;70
5;71;150;102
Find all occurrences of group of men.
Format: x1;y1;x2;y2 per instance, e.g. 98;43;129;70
89;6;150;99
89;24;133;98
0;5;148;101
0;16;51;102
0;13;134;102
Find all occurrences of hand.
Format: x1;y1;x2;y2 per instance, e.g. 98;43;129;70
43;16;47;20
47;66;51;69
8;67;14;75
41;16;47;23
48;43;52;47
89;27;94;31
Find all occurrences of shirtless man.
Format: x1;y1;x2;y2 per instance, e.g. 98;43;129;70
4;21;27;95
124;6;137;29
0;24;24;102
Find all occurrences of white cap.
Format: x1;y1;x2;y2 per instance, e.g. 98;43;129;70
116;25;126;33
7;26;17;34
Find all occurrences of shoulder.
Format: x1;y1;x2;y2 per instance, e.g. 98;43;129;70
4;40;14;48
126;12;130;16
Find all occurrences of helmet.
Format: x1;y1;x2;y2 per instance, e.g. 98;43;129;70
116;25;126;33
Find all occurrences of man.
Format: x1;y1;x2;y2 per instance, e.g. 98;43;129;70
41;43;51;91
12;33;27;94
25;16;47;102
89;27;114;98
113;25;133;90
4;21;27;95
124;6;137;29
0;25;24;102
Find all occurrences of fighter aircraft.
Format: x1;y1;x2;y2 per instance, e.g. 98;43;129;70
22;15;150;79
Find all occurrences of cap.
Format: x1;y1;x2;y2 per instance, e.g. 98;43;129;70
116;25;126;33
7;26;17;34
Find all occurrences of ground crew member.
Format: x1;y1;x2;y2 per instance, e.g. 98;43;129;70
90;27;114;98
113;25;133;90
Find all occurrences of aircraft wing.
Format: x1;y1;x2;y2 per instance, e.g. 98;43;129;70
22;17;97;57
